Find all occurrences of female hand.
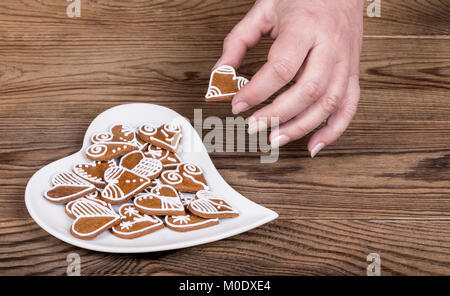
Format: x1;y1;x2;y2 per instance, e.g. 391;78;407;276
215;0;364;157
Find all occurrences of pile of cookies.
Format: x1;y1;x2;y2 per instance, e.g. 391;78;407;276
43;123;238;240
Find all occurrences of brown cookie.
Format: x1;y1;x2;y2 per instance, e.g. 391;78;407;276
160;163;208;193
86;142;138;161
205;65;248;101
144;144;182;169
101;167;151;204
137;123;182;153
73;160;116;189
119;150;163;179
86;124;143;161
134;183;185;216
67;197;120;240
188;190;239;219
65;191;101;219
165;211;219;232
44;172;97;204
112;204;164;239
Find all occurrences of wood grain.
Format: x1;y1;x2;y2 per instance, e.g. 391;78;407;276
2;218;450;275
0;0;449;275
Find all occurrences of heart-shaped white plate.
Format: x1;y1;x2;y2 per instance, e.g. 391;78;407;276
25;103;278;253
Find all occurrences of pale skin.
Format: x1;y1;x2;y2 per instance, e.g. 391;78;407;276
214;0;364;157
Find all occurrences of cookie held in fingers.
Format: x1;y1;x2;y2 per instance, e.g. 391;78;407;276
205;65;248;101
165;211;219;232
73;160;116;189
134;183;185;216
67;197;120;240
112;204;164;239
101;167;151;204
44;172;97;204
119;150;163;179
137;123;182;153
160;163;208;193
188;190;239;219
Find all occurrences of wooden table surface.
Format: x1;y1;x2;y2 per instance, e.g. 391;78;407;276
1;0;449;276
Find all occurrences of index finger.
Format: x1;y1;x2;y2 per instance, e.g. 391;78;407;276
231;28;315;114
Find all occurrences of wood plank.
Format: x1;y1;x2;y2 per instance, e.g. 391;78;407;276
0;38;449;121
1;218;450;275
0;0;448;38
1;119;450;220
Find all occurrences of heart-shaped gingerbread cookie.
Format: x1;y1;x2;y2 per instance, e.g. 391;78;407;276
119;151;163;179
205;65;248;101
67;197;120;240
137;123;182;153
160;163;208;193
73;160;116;189
112;204;164;239
144;144;182;169
165;211;219;232
188;190;239;219
44;172;97;204
101;167;151;204
134;183;185;216
86;124;143;161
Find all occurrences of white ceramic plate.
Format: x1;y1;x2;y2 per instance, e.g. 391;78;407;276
25;103;278;253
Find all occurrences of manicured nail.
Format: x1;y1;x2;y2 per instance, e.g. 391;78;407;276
270;135;290;149
310;142;325;158
248;117;267;135
232;102;249;115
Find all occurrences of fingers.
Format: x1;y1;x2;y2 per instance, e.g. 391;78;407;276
214;1;273;70
307;75;360;157
231;27;315;114
248;44;336;133
269;58;350;149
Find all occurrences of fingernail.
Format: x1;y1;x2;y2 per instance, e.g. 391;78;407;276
270;135;290;149
248;117;267;135
310;142;325;158
232;102;249;115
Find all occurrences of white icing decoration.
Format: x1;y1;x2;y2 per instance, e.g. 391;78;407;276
190;190;238;215
165;215;218;229
102;167;150;202
134;184;184;213
86;144;108;158
112;204;163;236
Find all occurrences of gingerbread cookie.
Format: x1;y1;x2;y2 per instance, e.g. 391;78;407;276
67;197;120;240
112;204;164;239
188;190;239;219
44;172;97;204
86;124;141;161
101;167;151;204
73;160;116;189
165;211;219;232
137;123;182;153
160;163;208;192
119;151;163;179
205;65;248;101
134;183;185;216
65;191;101;219
144;144;182;169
